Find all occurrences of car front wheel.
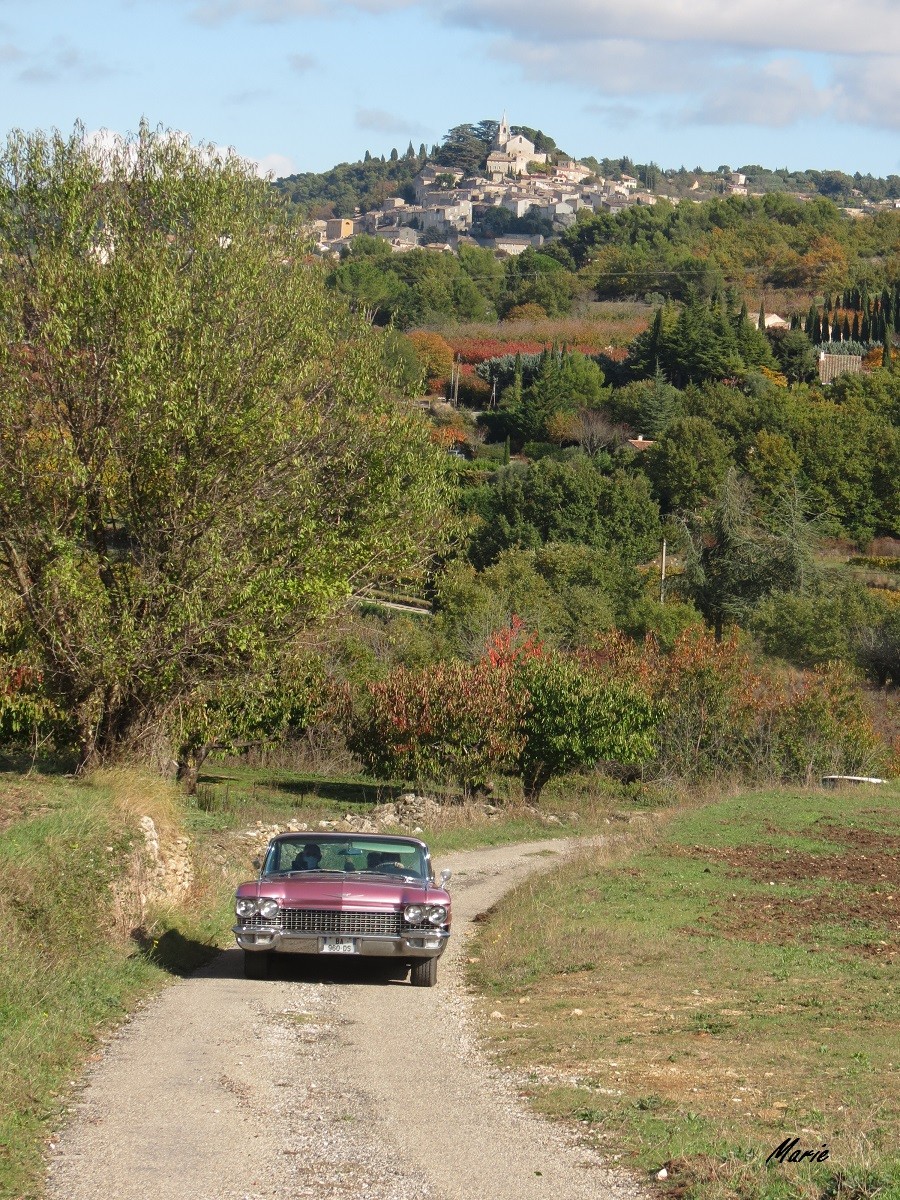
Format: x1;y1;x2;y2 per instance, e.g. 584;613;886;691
243;950;271;980
410;957;438;987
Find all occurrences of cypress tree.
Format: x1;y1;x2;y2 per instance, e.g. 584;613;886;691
824;293;832;314
364;149;372;162
805;304;817;336
843;288;851;309
813;313;822;343
831;314;841;342
862;313;871;341
883;328;893;370
758;300;766;332
649;306;664;366
790;312;800;331
842;315;851;341
405;141;416;159
389;147;398;162
419;143;427;160
852;311;860;340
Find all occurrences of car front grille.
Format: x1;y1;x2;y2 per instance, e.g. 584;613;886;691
246;908;404;936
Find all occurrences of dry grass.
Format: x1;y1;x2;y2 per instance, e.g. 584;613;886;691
469;786;900;1199
87;765;181;840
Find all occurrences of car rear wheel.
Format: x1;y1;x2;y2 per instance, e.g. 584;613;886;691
243;950;271;979
410;956;438;987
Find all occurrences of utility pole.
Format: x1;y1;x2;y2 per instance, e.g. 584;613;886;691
659;538;667;605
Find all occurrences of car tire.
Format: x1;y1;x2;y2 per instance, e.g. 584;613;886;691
410;957;438;987
243;951;271;979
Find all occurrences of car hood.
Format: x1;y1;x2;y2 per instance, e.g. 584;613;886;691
236;875;450;909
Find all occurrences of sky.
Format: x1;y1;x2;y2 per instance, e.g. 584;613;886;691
2;0;900;180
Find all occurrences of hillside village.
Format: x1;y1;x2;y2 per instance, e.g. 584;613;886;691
308;112;900;258
312;114;662;256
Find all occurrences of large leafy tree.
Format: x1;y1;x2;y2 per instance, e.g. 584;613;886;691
0;124;451;767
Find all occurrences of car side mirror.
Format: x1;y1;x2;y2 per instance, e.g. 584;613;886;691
440;868;452;887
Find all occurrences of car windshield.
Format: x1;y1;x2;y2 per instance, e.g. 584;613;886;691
263;838;427;880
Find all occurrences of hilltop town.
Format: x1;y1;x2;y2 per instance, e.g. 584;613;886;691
309;114;662;255
291;114;900;258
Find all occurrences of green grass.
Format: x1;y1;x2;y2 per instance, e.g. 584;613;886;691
469;785;900;1200
0;772;237;1200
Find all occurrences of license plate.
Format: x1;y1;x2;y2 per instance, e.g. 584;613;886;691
321;937;357;954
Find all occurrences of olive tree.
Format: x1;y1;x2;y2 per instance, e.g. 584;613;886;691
0;124;451;768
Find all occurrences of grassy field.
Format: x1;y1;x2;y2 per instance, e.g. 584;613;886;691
469;784;900;1200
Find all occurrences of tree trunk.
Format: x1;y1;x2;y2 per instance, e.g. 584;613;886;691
176;742;212;796
521;760;551;806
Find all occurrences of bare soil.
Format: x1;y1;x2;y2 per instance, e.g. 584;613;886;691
670;822;900;958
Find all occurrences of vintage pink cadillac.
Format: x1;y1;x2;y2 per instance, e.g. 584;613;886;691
233;832;452;986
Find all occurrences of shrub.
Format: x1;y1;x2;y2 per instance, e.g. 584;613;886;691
406;331;454;382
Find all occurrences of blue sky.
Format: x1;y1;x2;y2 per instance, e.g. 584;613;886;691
2;0;900;178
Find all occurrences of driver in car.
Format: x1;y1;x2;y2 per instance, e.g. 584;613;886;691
292;842;322;871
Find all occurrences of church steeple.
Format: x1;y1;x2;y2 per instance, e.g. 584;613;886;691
495;111;510;149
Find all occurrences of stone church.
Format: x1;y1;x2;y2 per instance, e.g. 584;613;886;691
485;114;547;179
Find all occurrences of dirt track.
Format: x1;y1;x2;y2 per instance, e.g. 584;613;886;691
48;838;648;1200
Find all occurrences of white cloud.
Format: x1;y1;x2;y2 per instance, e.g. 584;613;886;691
287;51;317;71
254;151;295;176
832;56;900;131
682;58;829;127
441;0;900;58
490;35;711;95
355;107;425;134
0;36;112;84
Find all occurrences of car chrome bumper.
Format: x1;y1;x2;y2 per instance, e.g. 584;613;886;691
233;925;450;958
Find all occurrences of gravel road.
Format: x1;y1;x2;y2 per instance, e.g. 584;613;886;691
48;837;649;1200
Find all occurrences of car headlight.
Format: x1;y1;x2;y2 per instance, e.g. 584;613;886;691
236;897;258;918
427;905;447;925
404;904;425;924
258;899;280;921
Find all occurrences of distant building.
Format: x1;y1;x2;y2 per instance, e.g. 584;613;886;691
818;353;863;384
325;217;356;241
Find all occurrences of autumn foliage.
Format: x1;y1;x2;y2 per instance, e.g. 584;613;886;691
345;625;887;798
